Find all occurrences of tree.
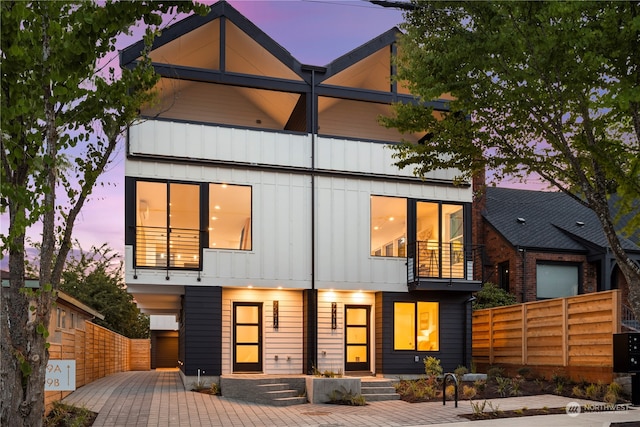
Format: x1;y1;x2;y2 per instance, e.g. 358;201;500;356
380;1;640;318
0;2;206;425
60;244;149;339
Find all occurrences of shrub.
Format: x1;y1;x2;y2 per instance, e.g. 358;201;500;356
572;385;584;398
486;365;504;380
423;356;443;377
495;376;511;397
454;365;468;383
445;384;456;399
472;282;517;310
462;385;477;399
474;379;486;392
608;382;624;400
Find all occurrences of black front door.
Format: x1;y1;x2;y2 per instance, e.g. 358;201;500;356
233;302;262;372
344;305;370;372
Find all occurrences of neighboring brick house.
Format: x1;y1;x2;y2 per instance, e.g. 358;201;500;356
473;186;640;305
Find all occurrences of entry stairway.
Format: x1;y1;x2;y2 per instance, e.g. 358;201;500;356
219;375;399;406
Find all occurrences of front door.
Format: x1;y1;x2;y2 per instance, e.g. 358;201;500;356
233;302;262;372
344;305;370;372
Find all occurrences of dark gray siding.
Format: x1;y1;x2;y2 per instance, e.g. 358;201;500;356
378;291;473;375
180;286;222;376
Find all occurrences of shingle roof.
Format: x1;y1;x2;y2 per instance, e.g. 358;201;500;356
483;187;640;252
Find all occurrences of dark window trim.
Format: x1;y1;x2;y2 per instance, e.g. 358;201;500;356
392;300;440;352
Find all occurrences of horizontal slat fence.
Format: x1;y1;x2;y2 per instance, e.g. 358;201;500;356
45;321;150;410
472;290;621;383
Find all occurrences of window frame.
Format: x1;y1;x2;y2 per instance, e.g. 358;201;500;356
536;261;582;300
392;301;439;352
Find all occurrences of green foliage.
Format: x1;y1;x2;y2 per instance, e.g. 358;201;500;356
385;0;640;318
328;387;366;406
472;283;517;310
486;365;504;380
60;244;149;338
423;356;443;377
454;365;468;383
495;376;511;397
44;402;96;427
462;384;477;399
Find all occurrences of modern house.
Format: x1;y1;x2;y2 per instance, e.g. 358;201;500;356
120;0;481;385
476;186;640;308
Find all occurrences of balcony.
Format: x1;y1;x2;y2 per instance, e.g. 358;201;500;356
407;241;482;292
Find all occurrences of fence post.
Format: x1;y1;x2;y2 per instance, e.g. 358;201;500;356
488;309;494;365
562;298;568;367
521;304;527;366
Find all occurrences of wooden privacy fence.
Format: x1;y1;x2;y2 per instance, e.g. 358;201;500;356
46;321;150;408
472;289;622;383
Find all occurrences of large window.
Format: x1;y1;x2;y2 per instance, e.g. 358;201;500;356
136;181;200;268
135;181;252;268
370;196;406;257
416;202;464;278
209;183;252;250
393;302;439;351
536;263;580;299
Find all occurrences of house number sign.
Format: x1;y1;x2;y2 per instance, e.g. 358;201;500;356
45;360;76;391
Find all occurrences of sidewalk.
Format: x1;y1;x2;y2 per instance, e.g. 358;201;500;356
62;370;640;427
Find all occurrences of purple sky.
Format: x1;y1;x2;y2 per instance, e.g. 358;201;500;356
1;1;545;265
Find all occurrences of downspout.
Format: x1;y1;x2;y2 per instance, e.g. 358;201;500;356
518;246;527;302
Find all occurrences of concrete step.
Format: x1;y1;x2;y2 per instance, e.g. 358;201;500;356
272;396;308;406
220;376;307;406
362;392;401;401
360;379;400;401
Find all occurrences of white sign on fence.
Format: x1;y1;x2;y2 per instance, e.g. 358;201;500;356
45;360;76;391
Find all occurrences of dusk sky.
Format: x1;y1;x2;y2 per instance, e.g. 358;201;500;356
1;0;544;265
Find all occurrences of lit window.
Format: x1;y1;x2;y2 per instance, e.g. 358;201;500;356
135;181;200;268
393;302;439;351
370;196;406;257
209;184;252;250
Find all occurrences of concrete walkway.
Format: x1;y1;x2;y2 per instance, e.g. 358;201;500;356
61;370;640;427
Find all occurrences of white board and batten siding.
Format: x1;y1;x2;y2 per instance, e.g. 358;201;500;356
129;120;463;180
126;120;472;291
125;159;312;289
316;291;376;373
221;288;303;375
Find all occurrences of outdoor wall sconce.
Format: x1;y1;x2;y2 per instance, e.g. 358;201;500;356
273;300;279;329
331;302;337;329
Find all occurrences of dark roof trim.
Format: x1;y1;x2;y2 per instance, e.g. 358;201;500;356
321;27;401;80
127;151;468;189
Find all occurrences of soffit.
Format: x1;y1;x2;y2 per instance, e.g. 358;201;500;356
224;21;302;81
149;20;221;69
323;47;391;92
143;78;300;130
145;18;302;82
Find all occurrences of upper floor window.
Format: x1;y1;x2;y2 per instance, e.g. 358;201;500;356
209;183;252;250
370;196;406;257
371;195;466;279
136;181;200;268
134;180;253;269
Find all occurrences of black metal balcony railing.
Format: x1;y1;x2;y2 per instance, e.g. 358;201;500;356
135;226;201;269
407;240;467;282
